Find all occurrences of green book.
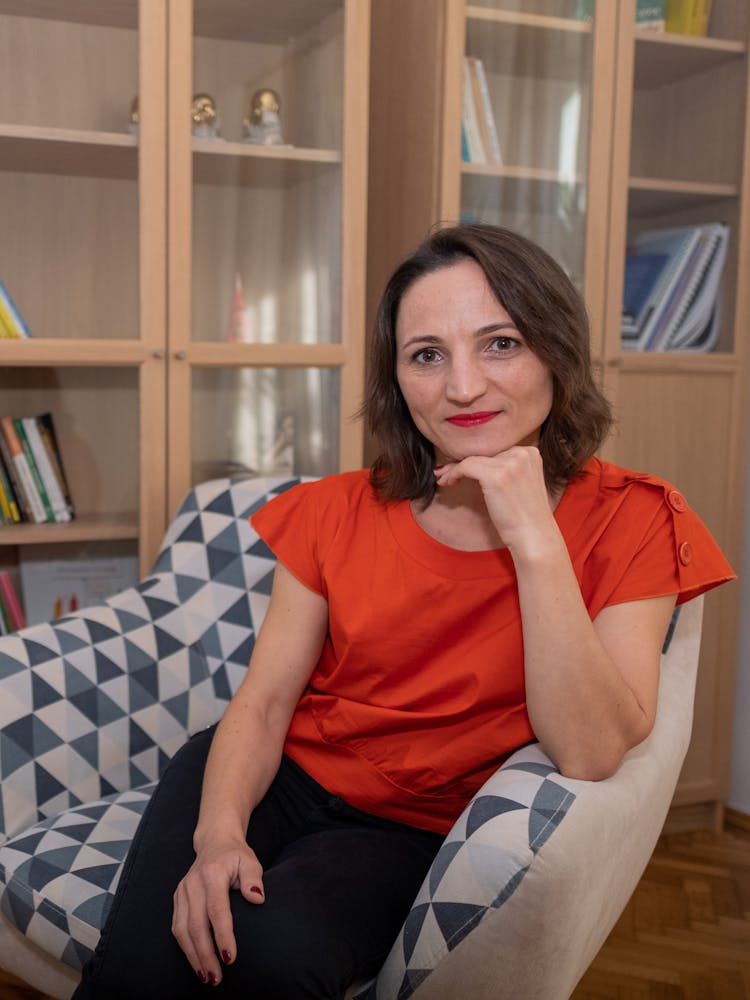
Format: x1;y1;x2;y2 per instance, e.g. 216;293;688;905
636;0;665;30
13;418;54;522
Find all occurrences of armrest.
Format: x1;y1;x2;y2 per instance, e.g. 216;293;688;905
0;573;218;844
360;596;704;1000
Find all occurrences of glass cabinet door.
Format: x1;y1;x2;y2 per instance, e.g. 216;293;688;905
0;0;168;579
168;0;368;507
443;0;615;345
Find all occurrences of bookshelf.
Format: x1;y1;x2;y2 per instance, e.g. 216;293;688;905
0;0;369;585
367;0;750;829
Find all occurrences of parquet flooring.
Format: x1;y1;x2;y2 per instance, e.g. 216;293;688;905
0;819;748;999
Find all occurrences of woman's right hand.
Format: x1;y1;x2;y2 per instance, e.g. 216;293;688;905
171;837;265;986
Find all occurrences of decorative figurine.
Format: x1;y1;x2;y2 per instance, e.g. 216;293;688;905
191;93;222;139
243;88;286;146
128;96;139;136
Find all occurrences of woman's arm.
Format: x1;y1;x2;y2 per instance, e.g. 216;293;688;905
435;446;676;781
171;561;328;986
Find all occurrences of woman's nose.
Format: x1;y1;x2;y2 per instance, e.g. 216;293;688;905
446;358;487;403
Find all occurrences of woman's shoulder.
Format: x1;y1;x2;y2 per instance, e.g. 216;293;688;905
577;456;688;510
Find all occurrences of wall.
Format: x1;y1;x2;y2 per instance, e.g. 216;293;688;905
728;421;750;814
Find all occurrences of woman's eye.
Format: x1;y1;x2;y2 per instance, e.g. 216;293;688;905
414;347;441;364
489;336;518;352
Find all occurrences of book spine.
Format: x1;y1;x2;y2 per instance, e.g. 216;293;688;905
22;417;71;522
0;570;27;631
0;282;30;339
0;433;30;521
0;593;9;634
0;416;46;523
637;0;665;30
37;412;74;519
471;57;503;166
0;456;12;522
0;452;21;521
14;418;55;522
462;57;486;164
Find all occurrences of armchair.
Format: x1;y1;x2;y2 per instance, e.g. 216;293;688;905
0;477;704;999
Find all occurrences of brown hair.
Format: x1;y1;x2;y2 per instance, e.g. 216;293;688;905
363;223;612;502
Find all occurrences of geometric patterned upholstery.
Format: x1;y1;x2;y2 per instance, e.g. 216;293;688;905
354;743;577;1000
0;476;302;971
0;786;154;971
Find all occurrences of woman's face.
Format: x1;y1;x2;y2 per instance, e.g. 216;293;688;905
395;259;554;466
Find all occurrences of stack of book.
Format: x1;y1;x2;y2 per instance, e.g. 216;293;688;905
461;56;503;167
0;412;75;525
621;222;729;352
0;281;30;339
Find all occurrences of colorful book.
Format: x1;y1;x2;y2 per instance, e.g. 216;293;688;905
37;412;75;520
0;281;30;339
469;57;503;166
0;416;46;522
0;451;21;523
21;417;72;523
0;570;27;631
13;418;54;522
462;56;486;164
636;0;665;30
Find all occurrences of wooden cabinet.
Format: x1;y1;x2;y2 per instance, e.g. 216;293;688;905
0;0;369;580
367;0;749;828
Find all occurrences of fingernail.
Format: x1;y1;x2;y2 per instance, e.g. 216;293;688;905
250;885;264;897
196;970;208;984
208;971;218;986
222;950;232;965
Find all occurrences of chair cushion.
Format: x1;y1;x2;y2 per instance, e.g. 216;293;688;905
0;784;155;971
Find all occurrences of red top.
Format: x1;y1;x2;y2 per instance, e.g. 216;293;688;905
251;458;734;834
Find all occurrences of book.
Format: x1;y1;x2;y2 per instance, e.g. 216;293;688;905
36;412;75;521
22;417;72;522
0;570;26;631
19;545;138;626
636;0;665;30
0;416;46;522
13;418;55;522
622;223;729;352
0;281;30;339
0;451;21;523
665;0;712;35
462;56;486;164
469;57;503;166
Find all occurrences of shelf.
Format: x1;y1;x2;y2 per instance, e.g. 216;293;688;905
0;339;151;366
634;31;746;88
0;512;139;547
462;163;583;183
466;7;590;35
0;124;138;179
187;342;346;365
628;177;739;215
192;140;341;187
607;352;738;373
0;0;137;29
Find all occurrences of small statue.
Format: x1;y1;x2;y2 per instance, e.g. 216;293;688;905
191;93;222;139
128;96;139;136
243;88;286;146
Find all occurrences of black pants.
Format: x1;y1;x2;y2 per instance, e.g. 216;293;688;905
73;726;444;1000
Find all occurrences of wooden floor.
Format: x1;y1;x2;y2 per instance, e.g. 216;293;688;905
0;818;748;1000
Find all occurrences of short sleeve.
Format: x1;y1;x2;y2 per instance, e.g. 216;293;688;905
603;483;735;608
250;481;327;597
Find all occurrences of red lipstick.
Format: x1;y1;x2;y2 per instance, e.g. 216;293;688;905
446;411;498;427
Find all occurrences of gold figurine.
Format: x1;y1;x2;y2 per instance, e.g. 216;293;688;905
191;93;222;139
128;96;139;135
243;88;286;146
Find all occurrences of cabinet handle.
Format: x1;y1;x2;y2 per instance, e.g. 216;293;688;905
173;350;187;360
152;349;166;359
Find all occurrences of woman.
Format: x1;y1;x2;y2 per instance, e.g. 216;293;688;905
74;224;734;998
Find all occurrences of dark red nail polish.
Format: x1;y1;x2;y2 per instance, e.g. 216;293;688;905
250;885;263;896
222;949;232;964
208;971;218;986
196;970;207;984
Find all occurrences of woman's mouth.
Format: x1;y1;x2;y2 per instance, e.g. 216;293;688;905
445;411;499;428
